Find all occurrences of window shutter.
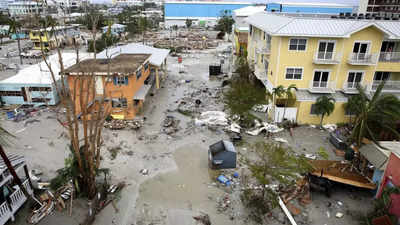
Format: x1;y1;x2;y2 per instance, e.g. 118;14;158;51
125;76;129;85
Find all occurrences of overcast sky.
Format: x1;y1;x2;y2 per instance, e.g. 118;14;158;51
91;0;360;5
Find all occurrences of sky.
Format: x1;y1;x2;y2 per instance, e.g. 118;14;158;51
91;0;360;5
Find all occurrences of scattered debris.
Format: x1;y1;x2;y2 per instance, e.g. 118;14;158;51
104;119;144;130
217;175;231;186
193;213;211;225
274;138;288;143
252;104;269;113
162;115;180;135
305;154;317;160
323;124;337;132
336;212;344;218
195;111;228;127
246;122;284;136
228;123;241;133
140;169;149;176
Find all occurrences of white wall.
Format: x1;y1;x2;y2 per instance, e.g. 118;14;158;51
274;107;297;123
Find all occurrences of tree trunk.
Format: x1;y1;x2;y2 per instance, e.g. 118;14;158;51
17;37;22;65
320;114;324;128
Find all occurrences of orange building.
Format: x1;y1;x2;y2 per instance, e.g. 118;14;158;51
64;54;152;120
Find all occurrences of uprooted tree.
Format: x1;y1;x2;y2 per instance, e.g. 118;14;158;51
241;142;312;223
37;3;115;224
224;57;267;127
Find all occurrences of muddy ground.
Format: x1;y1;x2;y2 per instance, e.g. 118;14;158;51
0;42;374;225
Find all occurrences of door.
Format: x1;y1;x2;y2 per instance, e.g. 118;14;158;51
313;71;329;88
353;42;369;60
95;77;104;95
318;41;335;60
347;72;363;88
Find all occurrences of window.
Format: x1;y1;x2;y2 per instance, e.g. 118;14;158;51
113;76;128;85
112;98;127;108
263;32;266;40
136;70;142;80
374;72;390;81
313;70;330;88
249;25;253;36
317;41;335;60
347;71;363;88
31;98;51;103
310;104;318;115
0;91;22;96
29;87;52;92
289;38;307;51
144;63;149;72
285;68;303;80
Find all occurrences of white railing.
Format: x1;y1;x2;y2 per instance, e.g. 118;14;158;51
348;53;379;65
342;82;364;93
371;80;400;92
23;179;33;195
9;188;27;213
309;80;336;93
0;202;12;225
379;52;400;62
313;51;342;64
256;40;271;54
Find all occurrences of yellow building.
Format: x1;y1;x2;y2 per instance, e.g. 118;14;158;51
246;13;400;125
29;25;81;51
232;6;265;56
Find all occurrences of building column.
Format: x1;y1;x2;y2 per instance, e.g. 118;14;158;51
156;68;160;89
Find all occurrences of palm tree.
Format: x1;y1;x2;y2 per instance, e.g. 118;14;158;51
8;17;22;64
314;95;335;127
282;84;298;120
344;94;362;124
351;82;400;147
271;85;285;122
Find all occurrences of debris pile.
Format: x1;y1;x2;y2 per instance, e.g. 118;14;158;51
177;86;223;115
162;115;180;135
195;111;228;127
246;121;284;136
104;119;144;130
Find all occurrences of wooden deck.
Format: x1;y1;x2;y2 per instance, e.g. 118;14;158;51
310;160;376;190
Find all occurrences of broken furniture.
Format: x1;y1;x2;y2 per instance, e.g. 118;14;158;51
329;131;348;150
208;140;237;169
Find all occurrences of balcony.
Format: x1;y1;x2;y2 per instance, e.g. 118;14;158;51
309;80;336;93
348;53;379;65
379;52;400;62
313;51;342;64
371;80;400;93
342;82;365;94
255;41;271;55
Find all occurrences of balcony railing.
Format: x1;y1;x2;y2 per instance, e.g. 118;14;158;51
313;51;342;64
309;80;336;93
256;41;271;54
379;52;400;62
348;53;379;65
9;188;27;213
0;202;12;225
371;80;400;92
342;81;364;94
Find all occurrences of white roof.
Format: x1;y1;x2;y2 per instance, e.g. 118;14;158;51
246;13;400;39
233;5;265;17
97;43;170;67
102;23;127;29
269;2;354;7
165;1;251;4
0;53;90;85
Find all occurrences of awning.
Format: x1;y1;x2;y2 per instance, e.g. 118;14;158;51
133;84;152;100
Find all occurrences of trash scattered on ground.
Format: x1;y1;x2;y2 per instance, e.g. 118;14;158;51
193;212;211;225
140;169;149;175
217;194;231;213
217;175;231;186
104;119;144;130
229;123;241;133
252;104;269;113
25;119;41;127
177;85;223;114
246;122;284;136
336;212;344;218
323;124;337;132
162;115;180;135
274;138;288;143
195;111;228;127
304;154;317;160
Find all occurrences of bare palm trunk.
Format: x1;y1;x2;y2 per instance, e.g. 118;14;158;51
320;114;324;128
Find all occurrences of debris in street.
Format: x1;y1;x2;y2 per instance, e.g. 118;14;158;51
336;212;344;218
229;123;241;133
193;213;211;225
305;154;317;160
24;119;41;127
195;111;228;127
209;140;236;169
252;104;269;112
323;124;337;132
162;115;180;135
217;175;231;186
104;119;144;130
246;122;284;136
274;138;288;143
217;194;231;212
140;169;149;175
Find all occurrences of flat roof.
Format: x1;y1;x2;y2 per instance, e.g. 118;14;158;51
233;5;265;17
269;2;355;7
64;54;151;75
96;43;170;67
0;53;90;85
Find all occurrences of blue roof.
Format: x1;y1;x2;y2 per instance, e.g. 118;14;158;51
165;2;251;18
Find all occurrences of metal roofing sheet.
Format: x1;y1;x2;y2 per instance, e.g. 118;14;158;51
246;13;400;39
